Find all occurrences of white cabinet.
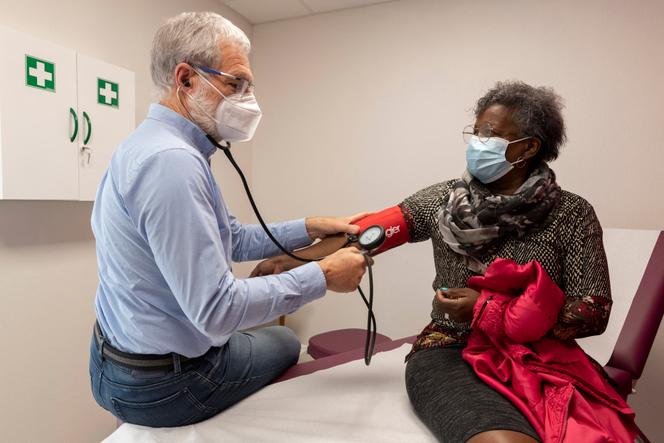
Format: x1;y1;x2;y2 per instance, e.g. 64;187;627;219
0;27;79;200
76;54;135;201
0;27;135;201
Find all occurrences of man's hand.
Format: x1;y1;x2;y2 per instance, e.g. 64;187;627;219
434;287;481;322
305;213;371;241
319;247;367;292
250;246;368;292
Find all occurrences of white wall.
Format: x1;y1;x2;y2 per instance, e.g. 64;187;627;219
250;0;664;439
0;2;253;442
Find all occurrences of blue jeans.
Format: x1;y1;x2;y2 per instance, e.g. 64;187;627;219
89;326;301;427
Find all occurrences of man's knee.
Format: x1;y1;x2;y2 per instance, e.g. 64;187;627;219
273;326;301;359
257;325;301;365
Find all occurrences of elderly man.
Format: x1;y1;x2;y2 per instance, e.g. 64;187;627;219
89;12;367;427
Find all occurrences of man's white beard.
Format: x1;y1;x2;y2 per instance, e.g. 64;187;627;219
187;87;221;140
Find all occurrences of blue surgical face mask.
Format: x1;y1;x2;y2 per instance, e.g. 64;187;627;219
466;135;530;183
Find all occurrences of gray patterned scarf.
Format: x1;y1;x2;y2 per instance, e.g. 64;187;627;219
437;164;561;273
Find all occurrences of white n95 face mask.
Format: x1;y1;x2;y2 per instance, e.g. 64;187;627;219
192;69;263;143
466;135;530;183
214;92;262;142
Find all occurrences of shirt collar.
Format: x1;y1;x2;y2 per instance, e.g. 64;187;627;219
147;103;217;159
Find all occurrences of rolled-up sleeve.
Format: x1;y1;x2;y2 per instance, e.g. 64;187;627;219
124;148;326;339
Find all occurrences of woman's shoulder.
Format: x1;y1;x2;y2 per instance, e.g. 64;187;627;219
399;179;459;241
558;189;598;217
553;190;603;237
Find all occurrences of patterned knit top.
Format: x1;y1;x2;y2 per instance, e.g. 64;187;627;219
399;179;612;357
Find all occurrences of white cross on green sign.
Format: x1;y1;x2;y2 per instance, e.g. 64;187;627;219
98;78;119;107
26;55;55;91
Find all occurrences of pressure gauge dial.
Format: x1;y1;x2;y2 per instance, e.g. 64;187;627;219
358;225;386;251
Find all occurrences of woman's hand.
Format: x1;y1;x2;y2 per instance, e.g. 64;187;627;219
305;212;371;240
434;287;481;322
250;256;291;277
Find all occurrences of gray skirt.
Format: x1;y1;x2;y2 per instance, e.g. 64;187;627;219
405;346;541;442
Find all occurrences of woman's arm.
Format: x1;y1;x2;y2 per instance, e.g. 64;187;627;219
251;204;415;276
250;234;350;276
552;201;612;340
250;180;450;277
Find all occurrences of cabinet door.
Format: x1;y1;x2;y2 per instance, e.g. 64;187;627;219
76;54;135;201
0;27;79;200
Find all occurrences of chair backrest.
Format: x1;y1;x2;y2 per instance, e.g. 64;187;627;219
606;231;664;379
578;229;662;365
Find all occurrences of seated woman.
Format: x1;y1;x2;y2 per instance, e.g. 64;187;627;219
398;81;613;443
253;81;621;442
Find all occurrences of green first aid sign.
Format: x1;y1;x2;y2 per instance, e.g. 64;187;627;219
98;78;119;107
25;55;55;91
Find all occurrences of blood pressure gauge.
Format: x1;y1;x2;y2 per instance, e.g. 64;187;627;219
358;225;386;252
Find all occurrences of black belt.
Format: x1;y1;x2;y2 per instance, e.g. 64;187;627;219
94;321;198;370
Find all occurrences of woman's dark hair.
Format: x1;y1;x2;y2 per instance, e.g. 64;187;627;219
475;81;567;163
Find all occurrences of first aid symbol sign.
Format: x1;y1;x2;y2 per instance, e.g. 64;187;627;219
26;55;55;91
98;78;119;107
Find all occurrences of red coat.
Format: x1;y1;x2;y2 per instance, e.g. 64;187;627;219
462;259;637;443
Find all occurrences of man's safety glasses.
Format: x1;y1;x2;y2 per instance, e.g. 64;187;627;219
193;64;255;95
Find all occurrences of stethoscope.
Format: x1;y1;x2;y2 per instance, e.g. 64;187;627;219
348;225;386;365
208;135;385;365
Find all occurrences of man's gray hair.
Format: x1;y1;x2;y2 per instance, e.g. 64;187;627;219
151;12;251;98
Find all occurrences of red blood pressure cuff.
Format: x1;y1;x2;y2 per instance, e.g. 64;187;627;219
353;206;410;254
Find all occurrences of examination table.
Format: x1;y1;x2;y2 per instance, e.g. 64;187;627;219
103;229;664;442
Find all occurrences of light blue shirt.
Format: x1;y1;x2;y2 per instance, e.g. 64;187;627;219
92;104;326;357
